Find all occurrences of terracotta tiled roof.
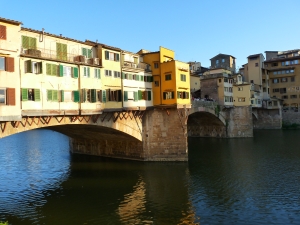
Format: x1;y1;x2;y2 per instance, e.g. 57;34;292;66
0;17;22;25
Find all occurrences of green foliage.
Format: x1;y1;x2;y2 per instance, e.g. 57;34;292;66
282;122;300;129
215;105;221;117
0;221;8;225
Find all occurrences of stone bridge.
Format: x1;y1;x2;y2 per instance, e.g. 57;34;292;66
0;103;253;161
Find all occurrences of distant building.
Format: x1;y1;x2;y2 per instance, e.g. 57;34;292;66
210;53;236;74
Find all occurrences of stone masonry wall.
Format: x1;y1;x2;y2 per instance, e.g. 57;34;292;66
142;108;188;161
282;111;300;125
253;108;282;129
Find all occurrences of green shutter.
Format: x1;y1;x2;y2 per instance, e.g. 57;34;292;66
34;89;40;101
102;90;106;103
134;92;138;101
73;90;80;102
88;49;92;58
56;43;61;60
91;89;96;103
59;65;64;77
177;91;181;98
22;36;29;49
98;69;101;79
29;37;37;49
122;72;125;79
21;88;28;101
73;67;78;78
148;91;151;101
138;90;142;100
53;90;58;101
62;44;67;61
51;64;58;76
124;91;128;102
38;62;43;74
82;48;87;57
82;89;86;102
46;63;51;75
136;75;139;81
87;67;90;78
105;51;109;60
47;90;53;101
61;90;64;102
26;60;32;73
115;53;119;61
140;75;144;81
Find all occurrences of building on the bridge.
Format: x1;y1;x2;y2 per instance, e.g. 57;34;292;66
210;53;236;74
201;68;234;106
138;47;191;108
19;28;103;117
0;17;22;121
85;41;123;112
264;49;300;112
232;74;251;106
121;50;153;110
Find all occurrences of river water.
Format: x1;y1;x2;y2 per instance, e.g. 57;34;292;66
1;129;300;225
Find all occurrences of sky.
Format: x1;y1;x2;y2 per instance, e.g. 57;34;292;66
2;0;300;69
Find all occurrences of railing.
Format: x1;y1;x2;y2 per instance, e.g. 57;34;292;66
122;62;151;71
22;47;102;66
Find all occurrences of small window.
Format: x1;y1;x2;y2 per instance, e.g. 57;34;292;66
255;63;258;67
273;79;279;83
154;81;159;87
154;63;159;68
291;77;295;82
221;58;225;63
281;77;287;82
0;25;7;40
219;79;222;83
0;88;6;104
165;74;171;81
180;74;186;82
238;98;245;102
238;87;243;91
0;57;5;70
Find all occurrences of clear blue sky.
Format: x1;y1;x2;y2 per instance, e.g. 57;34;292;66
2;0;300;69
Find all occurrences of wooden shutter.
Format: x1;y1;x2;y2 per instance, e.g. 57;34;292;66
59;65;64;77
171;92;175;99
88;49;92;58
148;91;151;101
134;92;138;102
140;75;144;81
46;63;51;75
61;90;64;102
91;89;96;103
47;90;53;101
105;51;109;60
138;90;142;100
73;67;78;78
29;37;37;49
22;36;29;48
6;88;15;105
102;90;106;103
87;67;90;78
51;64;58;76
124;91;128;102
136;75;139;81
5;57;14;72
73;90;80;102
0;25;7;40
53;90;58;101
82;48;87;57
122;72;125;79
34;89;41;101
98;69;101;79
21;88;28;101
25;60;32;73
118;90;122;102
38;62;43;74
115;53;119;62
82;89;86;102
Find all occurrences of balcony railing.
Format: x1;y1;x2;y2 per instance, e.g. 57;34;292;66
122;61;151;71
250;84;261;92
21;47;102;66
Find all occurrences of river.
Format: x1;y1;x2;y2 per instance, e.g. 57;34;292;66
0;129;300;224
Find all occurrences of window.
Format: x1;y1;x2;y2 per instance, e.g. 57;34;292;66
291;77;295;82
114;71;121;78
280;88;286;94
47;90;59;101
281;77;287;82
46;63;58;76
21;88;40;101
154;81;159;87
82;89;98;103
271;63;278;67
222;58;225;63
56;43;67;61
219;79;222;83
104;50;119;62
273;79;279;84
238;87;243;91
22;36;37;49
60;90;80;102
224;78;228;82
163;91;174;100
94;68;100;79
0;25;6;40
165;74;171;81
291;95;297;99
216;59;219;64
255;63;258;67
82;47;92;58
180;74;186;82
0;88;15;105
281;62;285;66
106;89;122;102
238;98;245;102
282;95;288;99
177;91;189;99
105;70;112;76
83;67;90;77
0;57;14;72
25;60;43;74
154;63;159;68
273;88;279;93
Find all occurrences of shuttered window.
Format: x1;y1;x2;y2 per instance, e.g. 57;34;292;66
0;25;7;40
6;88;15;105
34;89;41;101
73;67;78;78
5;57;14;72
22;88;28;101
46;63;58;76
148;91;151;101
94;68;100;79
105;51;109;60
82;48;92;58
124;91;128;102
47;90;58;101
73;90;80;102
22;36;37;49
56;43;67;61
102;90;106;103
134;92;138;101
91;89;96;103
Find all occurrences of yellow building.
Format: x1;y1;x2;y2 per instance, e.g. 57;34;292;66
0;17;22;121
232;74;251;106
139;47;190;108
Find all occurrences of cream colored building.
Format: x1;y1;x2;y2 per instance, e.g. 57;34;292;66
232;74;251;106
0;17;22;121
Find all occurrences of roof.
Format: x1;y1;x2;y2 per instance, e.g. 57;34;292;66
85;40;121;51
0;17;22;25
264;55;300;63
210;53;236;60
247;53;263;58
22;27;93;45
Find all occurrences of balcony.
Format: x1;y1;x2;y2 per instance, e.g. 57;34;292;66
250;84;261;92
21;47;102;66
122;61;151;72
